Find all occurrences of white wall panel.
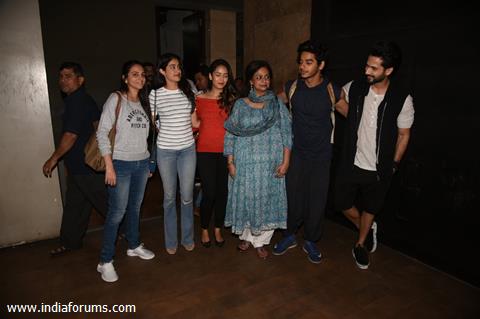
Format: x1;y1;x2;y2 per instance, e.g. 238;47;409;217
0;0;62;247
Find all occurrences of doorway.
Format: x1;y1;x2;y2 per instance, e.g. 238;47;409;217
155;7;205;79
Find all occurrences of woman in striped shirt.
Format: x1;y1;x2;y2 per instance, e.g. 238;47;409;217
149;53;196;255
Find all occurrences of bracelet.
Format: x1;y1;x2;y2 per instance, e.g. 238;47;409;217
227;160;234;165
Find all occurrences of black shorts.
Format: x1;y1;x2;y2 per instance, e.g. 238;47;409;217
334;166;391;215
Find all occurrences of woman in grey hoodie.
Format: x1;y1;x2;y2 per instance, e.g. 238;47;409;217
96;60;155;283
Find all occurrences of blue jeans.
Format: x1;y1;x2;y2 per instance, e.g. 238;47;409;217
100;159;149;263
157;144;196;249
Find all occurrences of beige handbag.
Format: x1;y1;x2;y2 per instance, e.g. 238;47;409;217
84;91;121;171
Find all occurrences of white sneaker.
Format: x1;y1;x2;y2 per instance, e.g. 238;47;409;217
127;243;155;260
97;261;118;282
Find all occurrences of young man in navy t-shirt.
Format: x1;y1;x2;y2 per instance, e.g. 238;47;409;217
273;40;345;263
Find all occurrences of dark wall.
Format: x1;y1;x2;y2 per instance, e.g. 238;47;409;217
312;1;480;286
39;0;156;144
39;0;241;143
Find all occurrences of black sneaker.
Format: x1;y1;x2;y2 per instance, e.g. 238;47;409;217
364;221;378;253
352;244;369;270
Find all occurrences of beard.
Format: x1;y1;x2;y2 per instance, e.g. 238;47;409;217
366;73;386;84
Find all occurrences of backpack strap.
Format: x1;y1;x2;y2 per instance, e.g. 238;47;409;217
326;82;336;143
287;79;297;113
288;80;337;144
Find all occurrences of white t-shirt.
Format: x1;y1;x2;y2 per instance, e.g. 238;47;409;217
343;81;414;171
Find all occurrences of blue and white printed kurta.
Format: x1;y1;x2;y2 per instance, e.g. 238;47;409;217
223;98;292;235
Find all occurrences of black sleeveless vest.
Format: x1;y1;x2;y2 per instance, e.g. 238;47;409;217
339;78;410;180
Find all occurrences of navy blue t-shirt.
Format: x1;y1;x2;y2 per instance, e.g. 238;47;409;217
286;78;340;160
62;87;100;174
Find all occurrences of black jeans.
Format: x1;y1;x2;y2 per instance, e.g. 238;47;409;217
197;152;228;229
286;154;331;242
60;173;107;249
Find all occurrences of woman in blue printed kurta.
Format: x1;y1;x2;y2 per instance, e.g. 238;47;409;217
223;60;292;259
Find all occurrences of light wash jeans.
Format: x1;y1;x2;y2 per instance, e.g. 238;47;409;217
157;144;196;250
100;159;149;263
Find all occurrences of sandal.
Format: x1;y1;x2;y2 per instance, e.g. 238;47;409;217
215;239;225;247
214;228;225;247
237;240;251;252
256;247;269;259
50;245;71;257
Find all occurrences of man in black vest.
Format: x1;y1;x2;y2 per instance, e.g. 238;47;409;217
43;62;107;256
272;40;344;264
335;41;414;269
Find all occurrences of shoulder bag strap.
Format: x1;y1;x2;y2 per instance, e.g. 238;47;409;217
113;91;122;124
110;91;122;150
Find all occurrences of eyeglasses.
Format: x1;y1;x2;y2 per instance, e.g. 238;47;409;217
254;74;270;81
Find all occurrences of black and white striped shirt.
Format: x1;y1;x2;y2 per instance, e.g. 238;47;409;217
149;87;194;150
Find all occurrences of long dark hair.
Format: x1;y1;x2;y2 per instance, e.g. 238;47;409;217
244;60;274;97
156;53;195;111
208;59;237;114
119;60;150;118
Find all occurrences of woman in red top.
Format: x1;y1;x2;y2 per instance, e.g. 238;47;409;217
192;59;237;247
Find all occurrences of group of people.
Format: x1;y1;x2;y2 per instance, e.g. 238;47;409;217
42;39;414;283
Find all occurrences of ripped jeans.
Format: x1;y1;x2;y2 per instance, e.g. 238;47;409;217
157;144;196;249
